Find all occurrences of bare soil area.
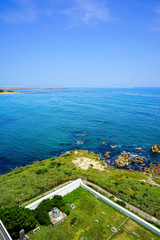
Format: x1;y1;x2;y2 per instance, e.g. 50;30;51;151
72;157;107;171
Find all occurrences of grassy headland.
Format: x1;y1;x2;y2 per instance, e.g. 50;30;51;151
0;150;160;219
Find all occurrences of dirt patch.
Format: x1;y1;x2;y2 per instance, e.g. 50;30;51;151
147;177;160;187
74;150;79;155
140;178;160;187
72;157;107;171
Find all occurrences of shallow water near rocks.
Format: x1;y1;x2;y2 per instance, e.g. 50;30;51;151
0;88;160;174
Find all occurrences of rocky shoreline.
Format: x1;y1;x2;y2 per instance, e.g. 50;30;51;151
103;144;160;171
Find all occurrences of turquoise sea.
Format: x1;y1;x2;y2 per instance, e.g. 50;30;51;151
0;88;160;174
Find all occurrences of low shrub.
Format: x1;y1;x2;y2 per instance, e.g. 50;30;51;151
116;200;126;208
34;208;50;226
60;205;70;215
51;195;65;208
35;168;48;174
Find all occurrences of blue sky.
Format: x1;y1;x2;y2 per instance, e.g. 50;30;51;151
0;0;160;87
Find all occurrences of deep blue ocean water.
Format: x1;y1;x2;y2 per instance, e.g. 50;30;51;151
0;88;160;174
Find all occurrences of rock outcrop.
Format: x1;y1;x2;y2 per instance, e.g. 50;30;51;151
115;152;131;167
144;163;160;177
136;157;144;164
128;158;136;164
151;144;160;153
104;152;110;159
90;151;101;158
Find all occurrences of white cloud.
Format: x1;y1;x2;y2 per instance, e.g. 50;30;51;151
62;0;114;27
150;27;160;31
150;5;160;31
0;0;38;23
0;0;114;27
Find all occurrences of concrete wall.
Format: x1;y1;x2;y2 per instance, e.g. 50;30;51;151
26;179;81;210
0;220;12;240
80;181;160;236
26;179;160;236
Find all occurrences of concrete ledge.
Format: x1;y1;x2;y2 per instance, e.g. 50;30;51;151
26;179;81;210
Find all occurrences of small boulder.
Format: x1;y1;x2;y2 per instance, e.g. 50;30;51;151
136;157;144;164
115;152;131;167
144;167;150;173
104;152;110;159
128;158;136;164
90;151;100;158
151;144;160;153
115;155;127;167
121;152;131;159
136;147;142;152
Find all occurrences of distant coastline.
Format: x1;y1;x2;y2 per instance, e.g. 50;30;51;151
0;88;22;94
0;91;21;94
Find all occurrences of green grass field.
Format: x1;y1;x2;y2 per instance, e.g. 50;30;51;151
0;150;160;219
28;187;159;240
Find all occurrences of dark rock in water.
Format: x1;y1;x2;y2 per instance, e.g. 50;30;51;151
111;145;118;149
128;158;136;164
136;147;143;152
115;157;127;167
115;152;131;167
122;152;131;159
151;144;160;153
75;140;84;145
104;152;110;159
136;157;144;164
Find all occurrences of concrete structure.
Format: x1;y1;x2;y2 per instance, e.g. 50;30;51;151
0;220;12;240
26;179;160;236
49;209;67;227
26;179;80;210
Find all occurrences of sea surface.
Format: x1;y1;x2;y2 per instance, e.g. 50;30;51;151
0;88;160;174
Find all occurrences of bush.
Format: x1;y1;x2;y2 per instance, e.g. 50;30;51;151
34;208;50;226
34;199;53;225
0;89;4;93
60;205;70;215
49;161;61;168
36;199;53;212
0;205;37;239
35;168;48;174
116;200;126;208
34;195;67;225
109;195;114;199
51;195;65;208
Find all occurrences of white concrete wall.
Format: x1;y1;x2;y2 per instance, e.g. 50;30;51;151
25;179;160;236
26;179;81;210
0;220;12;240
80;181;160;236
